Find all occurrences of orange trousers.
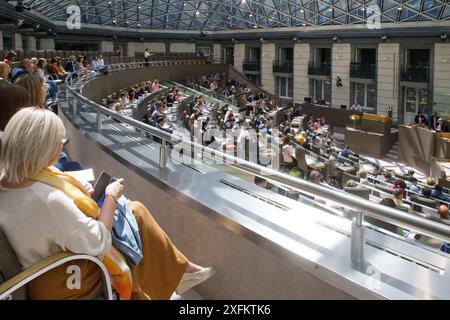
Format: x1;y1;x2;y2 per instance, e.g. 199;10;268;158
27;201;189;300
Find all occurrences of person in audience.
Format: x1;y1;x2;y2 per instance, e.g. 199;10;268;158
414;111;428;126
309;170;322;184
75;55;86;71
427;177;436;187
429;111;440;131
438;205;449;221
436;118;450;132
432;185;450;202
91;56;100;71
98;55;105;68
282;136;296;166
65;55;76;73
2;50;17;64
339;145;351;159
393;188;413;213
0;82;31;131
254;176;268;189
144;48;151;67
0;107;214;300
83;55;90;68
151;79;160;93
10;59;34;83
407;177;420;193
357;170;371;186
345;180;359;188
394;179;408;199
152;103;165;122
350;102;362;112
302;137;312;151
376;169;387;182
36;58;48;80
15;74;47;107
422;187;432;199
0;61;11;82
47;58;61;79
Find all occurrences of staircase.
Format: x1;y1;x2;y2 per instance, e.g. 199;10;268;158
385;141;399;162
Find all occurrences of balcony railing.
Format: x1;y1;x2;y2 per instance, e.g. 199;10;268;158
273;60;293;74
308;62;331;76
350;62;376;79
400;66;430;83
243;60;261;72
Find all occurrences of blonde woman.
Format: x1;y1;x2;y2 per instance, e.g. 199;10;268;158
0;61;11;82
0;108;214;300
151;79;160;93
14;74;47;107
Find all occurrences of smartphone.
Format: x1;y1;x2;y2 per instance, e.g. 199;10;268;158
91;171;112;202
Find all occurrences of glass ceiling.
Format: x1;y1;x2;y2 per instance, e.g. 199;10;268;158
22;0;450;31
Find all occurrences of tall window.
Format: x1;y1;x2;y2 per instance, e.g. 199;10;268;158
313;79;332;105
246;74;260;86
404;87;429;123
247;47;260;63
278;77;293;99
351;83;376;112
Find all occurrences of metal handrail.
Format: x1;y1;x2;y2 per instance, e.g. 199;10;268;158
65;63;450;267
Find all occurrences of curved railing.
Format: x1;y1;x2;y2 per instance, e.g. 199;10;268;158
65;63;450;268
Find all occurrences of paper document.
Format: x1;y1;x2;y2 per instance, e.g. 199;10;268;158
65;169;95;183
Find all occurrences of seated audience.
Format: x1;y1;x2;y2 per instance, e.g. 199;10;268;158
414;111;428;125
393;188;413;213
432;185;450;202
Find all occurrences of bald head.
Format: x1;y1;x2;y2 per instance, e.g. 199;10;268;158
438;205;449;220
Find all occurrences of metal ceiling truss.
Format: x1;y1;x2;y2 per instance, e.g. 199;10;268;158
22;0;450;31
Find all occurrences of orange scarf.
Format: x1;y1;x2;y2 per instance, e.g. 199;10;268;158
34;167;132;300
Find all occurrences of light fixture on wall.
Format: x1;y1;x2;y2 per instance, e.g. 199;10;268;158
293;36;299;42
441;33;448;41
381;34;388;42
332;35;340;42
260;37;264;43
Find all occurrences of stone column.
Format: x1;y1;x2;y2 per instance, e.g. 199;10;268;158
26;36;37;51
433;43;450;117
39;38;55;51
213;44;222;64
293;43;310;104
331;43;351;108
13;33;23;51
234;43;245;73
100;41;114;53
261;42;276;95
377;43;400;121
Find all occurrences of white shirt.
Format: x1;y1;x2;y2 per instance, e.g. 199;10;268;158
282;145;294;163
144;51;151;58
0;182;111;268
351;104;362;112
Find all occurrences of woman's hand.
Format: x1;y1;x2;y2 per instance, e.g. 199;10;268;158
105;178;125;202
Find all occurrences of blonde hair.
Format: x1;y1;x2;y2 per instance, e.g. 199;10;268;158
0;107;66;183
0;62;11;79
14;74;45;107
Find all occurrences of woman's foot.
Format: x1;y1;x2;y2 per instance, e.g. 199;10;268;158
185;262;204;274
176;263;216;295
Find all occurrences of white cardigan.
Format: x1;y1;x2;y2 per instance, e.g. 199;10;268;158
0;182;111;268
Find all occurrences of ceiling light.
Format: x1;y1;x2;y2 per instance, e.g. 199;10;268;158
397;7;402;11
196;11;200;16
300;9;304;13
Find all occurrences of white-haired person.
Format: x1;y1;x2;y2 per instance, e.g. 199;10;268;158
0;107;214;300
